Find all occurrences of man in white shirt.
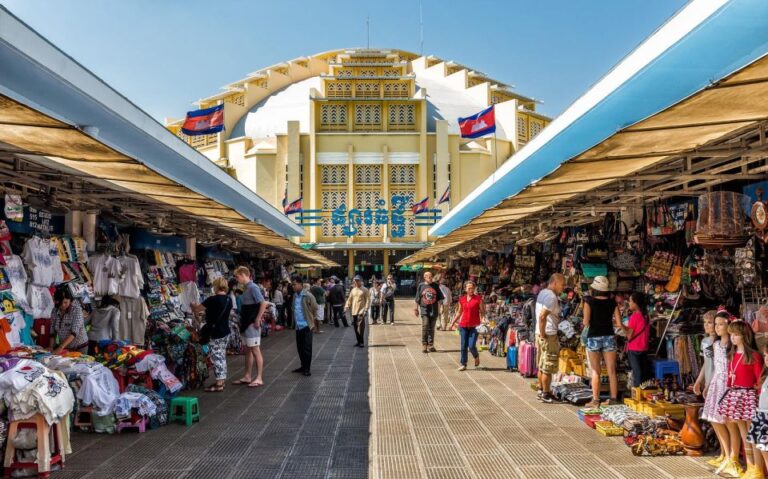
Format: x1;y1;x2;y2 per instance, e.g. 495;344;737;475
437;279;453;331
535;273;565;404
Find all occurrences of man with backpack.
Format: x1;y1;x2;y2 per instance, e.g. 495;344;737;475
381;275;397;325
414;271;444;353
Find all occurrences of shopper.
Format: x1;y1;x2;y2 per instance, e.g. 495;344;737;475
87;295;121;355
328;277;348;327
272;283;285;327
619;292;651;388
700;311;732;473
309;277;327;333
746;346;768;479
289;276;319;376
345;275;370;347
437;278;453;331
717;320;762;478
232;266;267;388
583;276;621;408
51;287;89;354
414;271;444;353
193;277;232;392
535;273;565;404
381;275;397;325
450;280;485;371
370;280;383;325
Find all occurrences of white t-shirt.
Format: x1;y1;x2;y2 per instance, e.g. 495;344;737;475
27;285;54;319
22;237;57;286
88;255;121;296
117;256;143;298
535;288;560;336
0;359;46;395
4;255;28;308
5;311;25;346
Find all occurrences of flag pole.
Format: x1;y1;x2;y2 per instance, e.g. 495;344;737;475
493;129;499;170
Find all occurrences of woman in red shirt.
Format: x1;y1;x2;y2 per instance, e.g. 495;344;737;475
717;320;763;477
450;281;485;371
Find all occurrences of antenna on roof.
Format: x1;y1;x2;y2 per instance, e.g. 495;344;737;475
419;0;424;55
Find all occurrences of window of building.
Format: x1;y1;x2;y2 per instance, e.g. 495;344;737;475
388;104;416;131
321;165;347;185
321;190;348;237
530;120;544;138
383;82;409;98
354;104;382;130
390;165;416;185
354;165;382;185
320;104;348;131
354;190;382;237
432;160;437;200
355;82;380;99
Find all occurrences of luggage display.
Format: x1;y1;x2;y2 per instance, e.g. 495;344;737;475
506;346;518;371
519;340;538;377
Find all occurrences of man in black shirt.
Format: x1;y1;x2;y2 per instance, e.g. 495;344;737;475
328;278;349;327
414;271;444;353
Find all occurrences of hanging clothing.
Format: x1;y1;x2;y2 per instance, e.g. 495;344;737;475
4;255;27;309
87;254;121;296
88;305;120;342
118;296;149;345
178;281;199;314
22;236;61;286
117;255;144;299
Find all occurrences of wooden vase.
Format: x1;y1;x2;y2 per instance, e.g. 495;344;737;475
680;403;706;456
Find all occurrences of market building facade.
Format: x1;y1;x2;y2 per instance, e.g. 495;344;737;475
166;48;550;277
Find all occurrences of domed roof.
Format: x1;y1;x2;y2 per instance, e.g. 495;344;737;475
228;54;513;141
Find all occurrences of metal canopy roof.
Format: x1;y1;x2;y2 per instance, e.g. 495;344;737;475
402;0;768;265
0;7;336;268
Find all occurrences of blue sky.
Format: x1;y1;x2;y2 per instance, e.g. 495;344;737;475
1;0;687;121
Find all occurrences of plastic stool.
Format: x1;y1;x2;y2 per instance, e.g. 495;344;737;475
169;397;200;426
3;414;65;478
116;416;147;433
654;359;681;385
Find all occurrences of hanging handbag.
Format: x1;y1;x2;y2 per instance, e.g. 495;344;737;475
200;297;231;346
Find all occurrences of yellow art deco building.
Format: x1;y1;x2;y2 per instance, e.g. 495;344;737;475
166;48;549;277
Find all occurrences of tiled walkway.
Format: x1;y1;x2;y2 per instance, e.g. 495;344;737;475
63;300;716;478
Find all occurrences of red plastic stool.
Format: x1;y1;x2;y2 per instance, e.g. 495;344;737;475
3;414;66;478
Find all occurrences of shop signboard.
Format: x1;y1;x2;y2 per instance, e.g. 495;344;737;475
5;206;65;235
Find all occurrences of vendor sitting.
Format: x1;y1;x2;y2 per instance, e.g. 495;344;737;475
87;295;121;355
51;287;89;355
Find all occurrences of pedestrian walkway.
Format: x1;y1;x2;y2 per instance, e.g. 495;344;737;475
62;300;715;478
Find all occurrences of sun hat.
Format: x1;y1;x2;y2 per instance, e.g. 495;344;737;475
590;276;610;292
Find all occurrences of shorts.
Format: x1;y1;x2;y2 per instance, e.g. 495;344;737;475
586;335;617;353
748;410;768;451
244;324;261;347
537;334;560;374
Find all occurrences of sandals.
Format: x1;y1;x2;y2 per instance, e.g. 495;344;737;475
205;383;225;392
248;380;264;388
232;378;251;385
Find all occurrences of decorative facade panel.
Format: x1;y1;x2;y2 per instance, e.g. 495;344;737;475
390;165;416;185
388;104;416;130
320;165;347;185
320;104;348;130
354;165;382;185
327;81;352;98
321;190;348;237
383;82;409;98
354;190;383;237
355;81;380;98
354;104;382;129
391;188;416;237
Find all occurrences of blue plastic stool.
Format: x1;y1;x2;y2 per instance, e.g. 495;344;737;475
654;359;681;385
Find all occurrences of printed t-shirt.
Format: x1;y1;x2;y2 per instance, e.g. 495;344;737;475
0;318;10;354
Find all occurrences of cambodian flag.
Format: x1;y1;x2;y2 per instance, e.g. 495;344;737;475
438;185;450;205
458;105;495;138
181;104;225;136
412;197;429;215
285;197;303;215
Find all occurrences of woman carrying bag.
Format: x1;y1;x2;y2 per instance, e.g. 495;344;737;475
618;292;651;387
192;277;233;392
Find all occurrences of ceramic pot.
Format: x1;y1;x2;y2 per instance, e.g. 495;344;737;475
680;403;706;456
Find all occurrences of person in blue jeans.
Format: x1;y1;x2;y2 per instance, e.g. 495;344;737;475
583;276;622;408
450;281;486;371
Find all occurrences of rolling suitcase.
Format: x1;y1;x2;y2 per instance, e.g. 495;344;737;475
506;346;518;371
519;340;538;377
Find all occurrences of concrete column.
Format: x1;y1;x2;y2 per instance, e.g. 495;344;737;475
82;212;97;252
383;249;389;276
382;145;390;242
286;120;301;210
435;120;450;217
417;99;429;242
65;210;83;236
186;237;197;260
348;250;355;279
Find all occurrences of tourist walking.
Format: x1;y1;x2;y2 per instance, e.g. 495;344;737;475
370;280;383;324
437;278;453;331
328;277;348;327
289;276;319;376
192;277;232;392
381;275;397;325
450;280;485;370
309;277;327;333
232;266;267;388
583;276;622;408
536;273;565;404
414;271;444;353
345;275;370;347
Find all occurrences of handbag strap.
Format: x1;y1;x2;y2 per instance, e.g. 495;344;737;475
627;315;648;343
